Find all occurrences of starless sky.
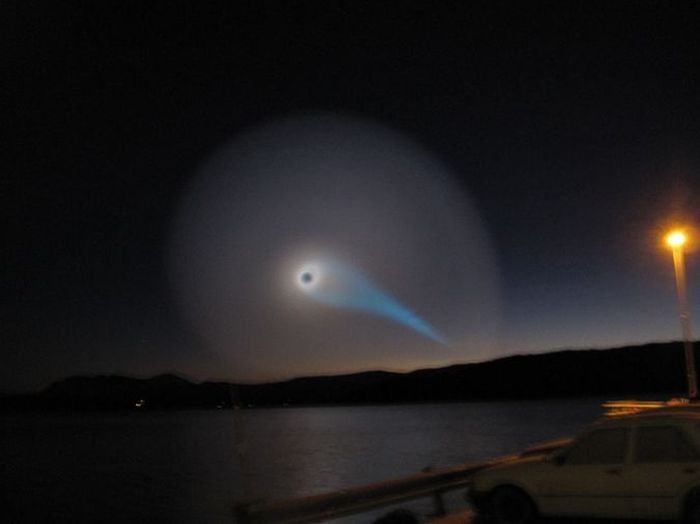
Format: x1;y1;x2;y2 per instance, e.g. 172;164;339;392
4;2;700;391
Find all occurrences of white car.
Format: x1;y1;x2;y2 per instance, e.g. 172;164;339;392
469;409;700;523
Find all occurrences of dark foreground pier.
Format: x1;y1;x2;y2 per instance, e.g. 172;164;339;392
233;456;494;523
233;438;573;523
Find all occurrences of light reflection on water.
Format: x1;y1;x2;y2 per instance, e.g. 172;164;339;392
1;399;605;523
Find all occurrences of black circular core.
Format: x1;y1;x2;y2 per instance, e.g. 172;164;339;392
300;272;313;284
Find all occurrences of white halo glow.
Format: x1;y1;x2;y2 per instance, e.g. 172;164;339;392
169;114;501;381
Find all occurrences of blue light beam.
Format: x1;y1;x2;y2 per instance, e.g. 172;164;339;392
297;259;448;345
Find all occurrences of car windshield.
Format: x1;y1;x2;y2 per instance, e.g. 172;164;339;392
565;428;629;465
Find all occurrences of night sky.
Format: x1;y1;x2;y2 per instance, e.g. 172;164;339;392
5;2;700;391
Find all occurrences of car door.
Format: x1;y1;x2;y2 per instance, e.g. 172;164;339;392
624;425;700;520
535;427;633;518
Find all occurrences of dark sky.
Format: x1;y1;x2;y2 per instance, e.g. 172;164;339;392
5;1;700;391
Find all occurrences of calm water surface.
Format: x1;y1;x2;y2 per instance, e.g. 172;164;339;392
1;399;606;523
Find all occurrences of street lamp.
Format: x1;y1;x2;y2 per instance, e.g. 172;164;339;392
665;229;697;400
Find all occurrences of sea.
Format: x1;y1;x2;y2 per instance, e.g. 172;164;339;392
0;398;607;523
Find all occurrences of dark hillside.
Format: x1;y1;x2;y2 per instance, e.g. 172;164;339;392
1;342;695;410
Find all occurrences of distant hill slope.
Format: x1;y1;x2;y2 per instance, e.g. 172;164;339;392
1;342;696;410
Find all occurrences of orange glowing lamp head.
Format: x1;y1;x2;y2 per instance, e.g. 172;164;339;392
666;230;687;248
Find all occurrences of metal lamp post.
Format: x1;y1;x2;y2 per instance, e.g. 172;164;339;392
666;230;697;400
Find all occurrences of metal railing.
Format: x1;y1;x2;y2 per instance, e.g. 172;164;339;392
233;454;517;524
602;398;693;417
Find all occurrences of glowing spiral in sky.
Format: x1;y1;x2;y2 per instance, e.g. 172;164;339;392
169;114;500;381
296;258;448;345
